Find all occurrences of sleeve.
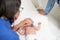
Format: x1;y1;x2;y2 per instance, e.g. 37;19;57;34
45;0;56;14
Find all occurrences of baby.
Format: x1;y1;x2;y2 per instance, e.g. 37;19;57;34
17;18;41;40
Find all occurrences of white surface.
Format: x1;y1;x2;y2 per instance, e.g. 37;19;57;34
14;0;60;40
26;35;38;40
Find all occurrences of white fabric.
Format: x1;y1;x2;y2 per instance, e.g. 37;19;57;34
16;32;25;40
20;35;25;40
31;0;43;9
26;34;38;40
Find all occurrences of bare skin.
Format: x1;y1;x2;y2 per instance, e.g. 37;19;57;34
13;18;33;31
17;27;25;35
37;9;47;15
25;23;41;35
17;18;41;35
17;18;33;35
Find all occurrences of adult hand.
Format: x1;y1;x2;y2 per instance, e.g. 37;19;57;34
13;18;33;31
37;9;46;15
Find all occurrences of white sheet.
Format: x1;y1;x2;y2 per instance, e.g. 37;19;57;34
13;0;59;40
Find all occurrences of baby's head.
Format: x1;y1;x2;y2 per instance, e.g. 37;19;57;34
24;18;33;26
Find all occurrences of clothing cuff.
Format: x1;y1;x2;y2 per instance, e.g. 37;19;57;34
45;9;49;15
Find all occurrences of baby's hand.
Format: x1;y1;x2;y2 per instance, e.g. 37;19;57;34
36;22;41;30
34;22;41;30
38;22;41;28
38;22;41;25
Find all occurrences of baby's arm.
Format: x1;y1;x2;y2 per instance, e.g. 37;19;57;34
34;23;41;30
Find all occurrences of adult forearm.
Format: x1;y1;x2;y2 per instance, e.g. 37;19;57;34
12;22;24;31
